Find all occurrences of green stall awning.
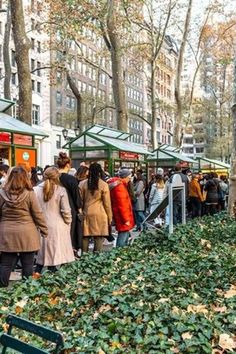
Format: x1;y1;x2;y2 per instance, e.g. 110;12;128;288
0;112;48;137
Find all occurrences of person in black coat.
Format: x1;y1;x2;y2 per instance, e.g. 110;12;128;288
204;173;219;215
56;152;82;253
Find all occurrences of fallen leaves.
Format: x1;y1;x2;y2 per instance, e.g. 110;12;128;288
224;284;236;299
218;333;236;351
187;304;208;315
182;332;193;340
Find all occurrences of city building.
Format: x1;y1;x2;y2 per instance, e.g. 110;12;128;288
0;1;178;167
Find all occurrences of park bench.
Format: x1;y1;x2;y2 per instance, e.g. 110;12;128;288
0;314;64;354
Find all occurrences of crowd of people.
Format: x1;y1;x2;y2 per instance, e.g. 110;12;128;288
0;154;229;287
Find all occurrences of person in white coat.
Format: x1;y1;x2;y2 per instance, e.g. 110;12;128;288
149;169;165;225
34;166;74;273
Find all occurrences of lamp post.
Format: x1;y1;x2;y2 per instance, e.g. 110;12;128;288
62;127;80;140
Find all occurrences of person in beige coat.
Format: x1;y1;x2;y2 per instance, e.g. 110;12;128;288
34;166;75;273
79;163;112;252
0;166;48;287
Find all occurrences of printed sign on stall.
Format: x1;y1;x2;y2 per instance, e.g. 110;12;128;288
119;151;139;160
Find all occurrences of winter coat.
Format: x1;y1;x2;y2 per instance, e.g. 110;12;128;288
59;173;82;249
0;189;48;253
79;179;112;237
149;183;164;213
34;183;74;267
204;179;218;204
189;179;203;202
108;177;135;232
134;180;145;211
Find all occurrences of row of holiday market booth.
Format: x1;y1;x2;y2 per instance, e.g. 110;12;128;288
63;124;231;177
0;97;230;175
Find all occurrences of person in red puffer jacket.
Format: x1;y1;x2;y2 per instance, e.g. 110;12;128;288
108;169;135;247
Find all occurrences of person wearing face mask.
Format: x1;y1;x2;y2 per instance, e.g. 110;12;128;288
56;152;82;254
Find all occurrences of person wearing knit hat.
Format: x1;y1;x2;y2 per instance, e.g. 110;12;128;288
118;168;131;179
108;169;135;247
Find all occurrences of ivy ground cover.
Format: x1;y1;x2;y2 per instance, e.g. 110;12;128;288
0;213;235;353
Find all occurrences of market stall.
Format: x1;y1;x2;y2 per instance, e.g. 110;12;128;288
147;144;195;175
0;98;48;167
195;157;230;176
64;124;152;175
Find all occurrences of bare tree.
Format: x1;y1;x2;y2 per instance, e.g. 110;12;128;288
173;0;193;147
3;1;11;105
104;0;128;131
10;0;32;124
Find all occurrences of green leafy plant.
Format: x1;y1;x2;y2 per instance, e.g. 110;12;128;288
0;213;235;353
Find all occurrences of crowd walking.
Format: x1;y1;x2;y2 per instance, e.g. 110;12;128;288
0;153;229;287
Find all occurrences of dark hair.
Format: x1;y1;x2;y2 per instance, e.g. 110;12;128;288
31;167;40;187
4;167;32;195
0;164;9;174
76;166;89;181
56;152;71;169
88;163;103;195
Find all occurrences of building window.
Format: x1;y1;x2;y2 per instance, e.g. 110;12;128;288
0;44;2;61
37;61;41;76
31;38;35;50
196;147;204;153
56;91;62;106
0;21;2;35
31;58;35;71
56;112;62;125
11;50;16;67
32;80;35;91
56;134;61;149
37;41;41;53
37;81;41;93
11;73;16;85
32;104;40;125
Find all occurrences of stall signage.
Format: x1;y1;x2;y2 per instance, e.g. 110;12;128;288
0;132;11;144
119;151;139;160
13;134;32;146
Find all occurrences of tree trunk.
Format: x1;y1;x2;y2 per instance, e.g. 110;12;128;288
10;0;32;125
3;1;11;110
66;71;83;130
150;65;157;150
107;0;128;131
228;54;236;216
173;0;193;147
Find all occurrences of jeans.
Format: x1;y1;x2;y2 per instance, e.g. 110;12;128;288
135;211;146;230
0;251;35;287
116;231;130;247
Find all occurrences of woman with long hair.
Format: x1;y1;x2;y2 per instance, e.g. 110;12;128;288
34;167;74;273
57;152;82;254
0;167;47;287
76;165;89;185
79;163;112;252
149;171;165;226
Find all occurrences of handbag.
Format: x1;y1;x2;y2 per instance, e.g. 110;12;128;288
106;225;115;242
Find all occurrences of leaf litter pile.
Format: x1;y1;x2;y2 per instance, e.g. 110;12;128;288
0;213;235;353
